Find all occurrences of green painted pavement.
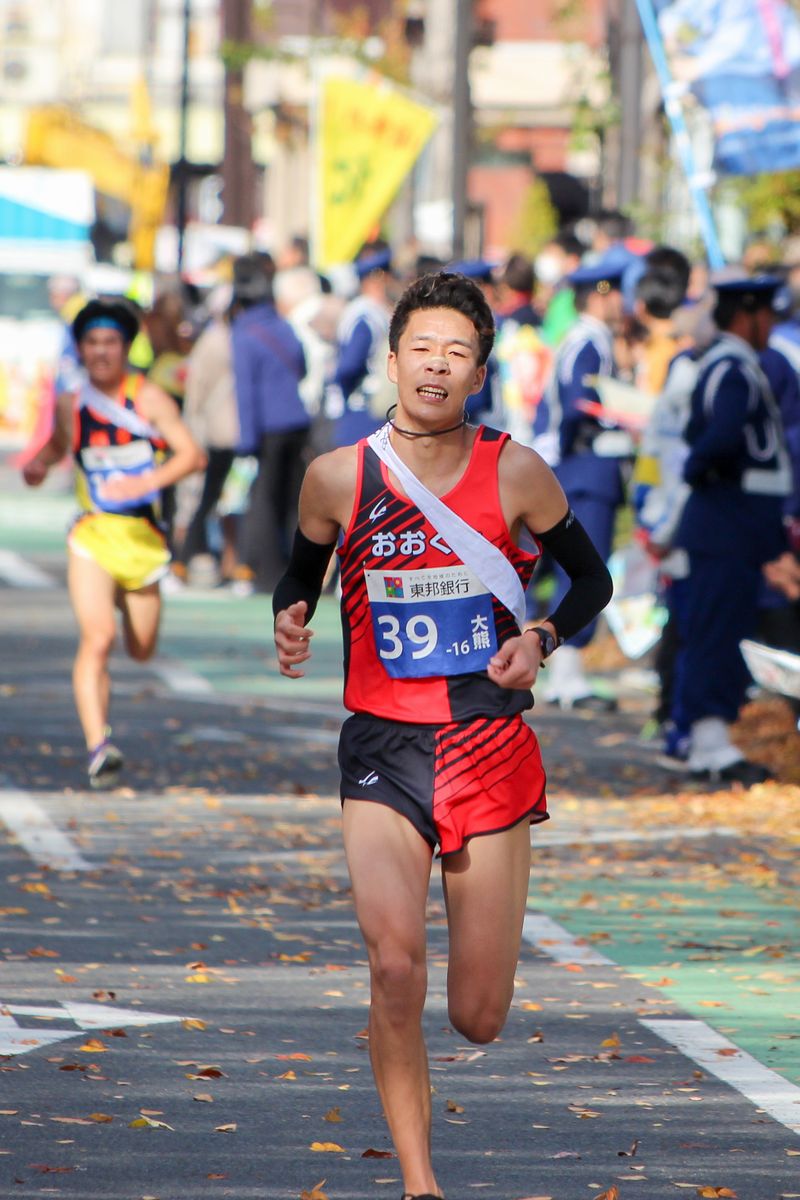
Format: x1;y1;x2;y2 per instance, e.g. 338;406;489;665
160;591;346;704
531;869;800;1084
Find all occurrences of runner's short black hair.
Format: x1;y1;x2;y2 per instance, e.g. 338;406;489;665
72;298;139;345
389;271;495;365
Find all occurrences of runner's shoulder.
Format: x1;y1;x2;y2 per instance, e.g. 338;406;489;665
305;444;358;498
497;435;553;483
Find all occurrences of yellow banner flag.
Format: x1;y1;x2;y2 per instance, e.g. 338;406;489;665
316;76;437;269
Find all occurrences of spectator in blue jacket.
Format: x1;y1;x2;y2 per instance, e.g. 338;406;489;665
231;253;308;592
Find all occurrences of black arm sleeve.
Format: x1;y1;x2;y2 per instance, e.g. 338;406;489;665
535;508;613;644
272;528;338;623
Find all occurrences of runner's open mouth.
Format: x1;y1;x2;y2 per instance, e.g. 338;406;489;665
417;386;448;399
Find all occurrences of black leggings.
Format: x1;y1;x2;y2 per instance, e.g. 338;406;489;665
177;448;235;564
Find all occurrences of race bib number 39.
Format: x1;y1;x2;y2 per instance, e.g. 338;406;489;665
365;566;498;679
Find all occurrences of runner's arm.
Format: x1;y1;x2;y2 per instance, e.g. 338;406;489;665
21;392;74;485
488;444;612;689
273;450;352;677
103;382;207;501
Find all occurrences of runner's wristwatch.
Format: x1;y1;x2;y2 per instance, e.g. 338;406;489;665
526;626;557;660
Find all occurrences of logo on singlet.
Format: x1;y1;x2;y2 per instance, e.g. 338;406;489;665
368;500;388;523
358;771;379;787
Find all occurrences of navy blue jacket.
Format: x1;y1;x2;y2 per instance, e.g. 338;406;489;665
231;303;308;453
678;334;790;563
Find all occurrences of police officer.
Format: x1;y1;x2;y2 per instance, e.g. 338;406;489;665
325;240;394;448
674;275;793;784
537;247;634;708
446;259;504;424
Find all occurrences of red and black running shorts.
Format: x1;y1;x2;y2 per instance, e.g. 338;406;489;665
338;712;548;857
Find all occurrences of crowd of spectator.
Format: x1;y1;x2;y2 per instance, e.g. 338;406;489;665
47;210;800;786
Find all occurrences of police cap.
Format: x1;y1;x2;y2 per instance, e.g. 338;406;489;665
711;271;783;312
447;258;498;281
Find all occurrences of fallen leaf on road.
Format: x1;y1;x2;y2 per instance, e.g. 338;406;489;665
446;1099;465;1113
362;1147;394;1158
696;1190;737;1198
323;1107;342;1123
78;1039;108;1053
88;1113;113;1123
601;1034;621;1049
300;1180;328;1200
593;1188;618;1200
520;1001;542;1011
310;1142;343;1152
215;1123;237;1133
193;1094;213;1103
182;1018;206;1031
128;1116;174;1130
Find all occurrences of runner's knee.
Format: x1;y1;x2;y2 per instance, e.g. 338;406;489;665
368;943;427;1014
78;625;116;659
447;994;510;1045
125;633;157;662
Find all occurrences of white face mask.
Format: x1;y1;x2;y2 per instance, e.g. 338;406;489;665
534;251;563;287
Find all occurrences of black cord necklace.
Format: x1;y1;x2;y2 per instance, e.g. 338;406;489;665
386;404;467;438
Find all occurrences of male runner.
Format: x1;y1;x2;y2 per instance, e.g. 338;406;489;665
22;299;205;788
273;272;612;1200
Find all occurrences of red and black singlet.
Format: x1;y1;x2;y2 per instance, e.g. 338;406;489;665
338;426;541;724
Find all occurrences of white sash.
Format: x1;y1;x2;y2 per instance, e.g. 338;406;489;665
367;423;527;629
78;383;160;441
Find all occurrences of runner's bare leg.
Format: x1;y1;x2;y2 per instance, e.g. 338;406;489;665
342;799;442;1197
442;820;532;1042
68;551;117;749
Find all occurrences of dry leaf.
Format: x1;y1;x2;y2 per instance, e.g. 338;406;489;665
601;1034;621;1049
593;1189;619;1200
361;1147;394;1158
309;1141;344;1152
78;1038;108;1053
215;1123;237;1133
182;1019;207;1031
300;1180;329;1200
323;1107;342;1123
520;1001;543;1011
193;1094;213;1103
128;1116;174;1130
446;1099;465;1113
88;1113;113;1123
696;1190;737;1199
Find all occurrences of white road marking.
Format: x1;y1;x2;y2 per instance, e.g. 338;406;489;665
642;1018;800;1135
0;549;55;589
148;657;214;695
535;825;736;847
0;1001;188;1057
521;913;615;966
268;723;340;745
0;790;93;871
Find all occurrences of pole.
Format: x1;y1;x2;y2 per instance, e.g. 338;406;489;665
617;0;643;210
451;0;471;259
222;0;256;231
176;0;191;273
634;0;725;267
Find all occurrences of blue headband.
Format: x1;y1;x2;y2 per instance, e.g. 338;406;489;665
83;316;127;336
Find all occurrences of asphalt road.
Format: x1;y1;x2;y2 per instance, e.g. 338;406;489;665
1;473;799;1200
